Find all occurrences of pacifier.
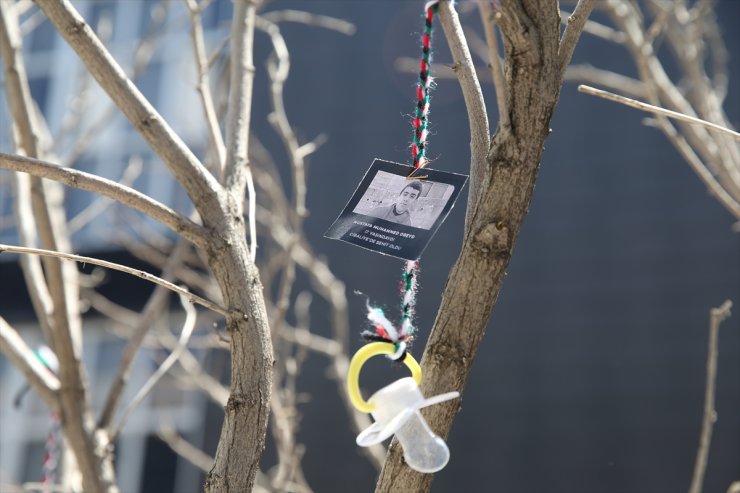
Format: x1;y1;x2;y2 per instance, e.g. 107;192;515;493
347;342;459;473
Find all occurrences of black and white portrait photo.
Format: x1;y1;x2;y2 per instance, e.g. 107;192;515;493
325;159;468;260
352;171;456;230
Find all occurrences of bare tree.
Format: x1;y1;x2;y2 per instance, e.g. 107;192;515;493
0;1;367;492
0;0;595;490
1;0;736;492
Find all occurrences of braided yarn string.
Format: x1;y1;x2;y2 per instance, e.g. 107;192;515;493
42;411;61;493
33;346;61;493
362;2;439;361
411;2;439;169
400;1;438;345
399;260;419;339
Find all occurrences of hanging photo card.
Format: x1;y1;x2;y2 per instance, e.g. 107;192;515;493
325;159;468;260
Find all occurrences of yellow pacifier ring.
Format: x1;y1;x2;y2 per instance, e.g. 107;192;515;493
347;341;422;413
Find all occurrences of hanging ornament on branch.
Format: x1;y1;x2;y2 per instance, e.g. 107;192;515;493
13;345;62;492
325;0;466;474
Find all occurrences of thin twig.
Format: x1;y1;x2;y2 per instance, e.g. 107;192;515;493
246;169;258;261
0;316;60;409
162;334;230;406
67;155;143;234
11;173;56;346
0;244;230;316
261;9;355;35
222;0;257;196
157;424;214;473
112;293;198;440
185;0;226;172
20;483;68;493
98;240;192;429
394;55;491;83
56;1;171;166
221;0;260;265
689;300;733;493
559;9;626;44
565;65;646;99
604;0;740;200
437;0;490;233
558;0;597;75
256;208;383;468
654;116;740;221
477;0;508;129
578;84;740;141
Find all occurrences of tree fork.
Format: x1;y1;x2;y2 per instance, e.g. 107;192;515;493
375;1;594;491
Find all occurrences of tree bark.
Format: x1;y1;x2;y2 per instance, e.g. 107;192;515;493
0;3;116;491
376;0;594;491
30;1;273;491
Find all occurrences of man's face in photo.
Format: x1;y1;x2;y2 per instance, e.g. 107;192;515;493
396;186;420;214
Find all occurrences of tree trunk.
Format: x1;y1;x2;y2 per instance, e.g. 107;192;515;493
376;0;593;491
203;196;274;493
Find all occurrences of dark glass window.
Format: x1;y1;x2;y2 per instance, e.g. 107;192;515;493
139;434;178;493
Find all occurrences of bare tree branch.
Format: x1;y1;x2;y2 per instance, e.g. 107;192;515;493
258;15;306;222
477;0;508;130
10;172;56;346
34;0;224;223
0;244;230;316
437;0;490;232
377;0;595;489
559;8;626;44
0;5;114;491
565;65;646;98
0;317;60;409
558;0;597;75
204;1;275;489
578;84;740;141
605;0;740;201
112;293;198;439
659;116;740;222
0;153;208;248
261;9;355;35
98;240;192;429
577;84;740;221
67;155;143;234
186;0;227;172
157;424;214;473
689;300;733;493
222;0;258;196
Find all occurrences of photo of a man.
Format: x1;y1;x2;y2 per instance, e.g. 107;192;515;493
326;159;468;260
367;181;422;226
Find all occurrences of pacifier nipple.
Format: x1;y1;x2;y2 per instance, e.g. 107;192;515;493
355;377;458;473
394;409;450;473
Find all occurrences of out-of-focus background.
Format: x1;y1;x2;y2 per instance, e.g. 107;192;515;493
0;1;738;492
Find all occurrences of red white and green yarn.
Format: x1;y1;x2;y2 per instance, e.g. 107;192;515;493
34;346;61;493
42;412;61;493
411;1;439;169
363;1;439;360
400;260;419;339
